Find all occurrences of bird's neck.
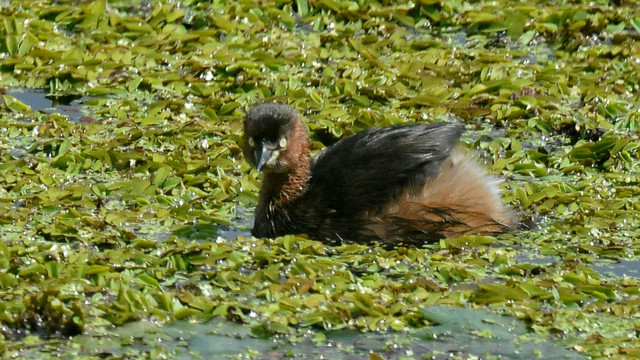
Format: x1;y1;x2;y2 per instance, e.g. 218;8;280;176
257;122;311;215
260;163;309;207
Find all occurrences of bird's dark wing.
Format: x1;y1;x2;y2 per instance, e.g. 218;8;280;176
305;122;463;218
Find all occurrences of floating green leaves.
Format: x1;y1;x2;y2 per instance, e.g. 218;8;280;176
1;0;640;358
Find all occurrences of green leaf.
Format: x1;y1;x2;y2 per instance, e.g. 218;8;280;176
2;95;31;112
296;0;309;17
5;34;18;55
58;140;72;157
137;273;161;289
631;17;640;33
86;265;111;275
155;166;171;188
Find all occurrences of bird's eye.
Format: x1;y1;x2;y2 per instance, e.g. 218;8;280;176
248;137;255;147
279;137;287;148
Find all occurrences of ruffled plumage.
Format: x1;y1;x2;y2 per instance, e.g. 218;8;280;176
243;103;515;244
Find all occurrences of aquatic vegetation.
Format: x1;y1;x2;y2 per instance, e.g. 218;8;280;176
1;0;640;358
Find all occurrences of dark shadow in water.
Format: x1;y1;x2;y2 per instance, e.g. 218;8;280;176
217;206;254;239
7;87;95;123
173;207;253;242
514;252;558;266
173;223;252;242
216;225;253;240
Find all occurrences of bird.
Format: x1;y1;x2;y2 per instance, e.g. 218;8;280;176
242;102;515;245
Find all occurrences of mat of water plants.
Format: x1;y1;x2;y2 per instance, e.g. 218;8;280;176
1;0;640;359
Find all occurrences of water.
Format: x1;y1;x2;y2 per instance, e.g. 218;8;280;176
172;206;253;242
7;87;95;123
12;306;583;359
592;259;640;278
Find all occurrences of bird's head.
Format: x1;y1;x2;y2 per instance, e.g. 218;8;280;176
243;103;307;173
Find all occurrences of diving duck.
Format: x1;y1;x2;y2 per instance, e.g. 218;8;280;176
243;102;514;244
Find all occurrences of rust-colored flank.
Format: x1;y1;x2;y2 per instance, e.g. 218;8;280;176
242;103;515;244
